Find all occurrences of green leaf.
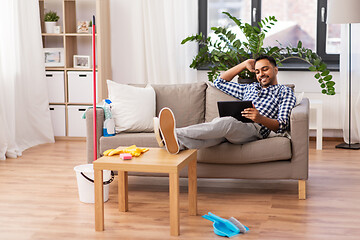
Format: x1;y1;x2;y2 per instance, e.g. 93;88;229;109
324;75;333;81
322;89;327;94
309;66;316;71
319;63;327;71
222;11;242;27
326;81;335;87
181;35;197;44
321;70;330;76
297;41;302;48
233;40;241;48
321;83;326;88
315;73;320;79
314;59;321;66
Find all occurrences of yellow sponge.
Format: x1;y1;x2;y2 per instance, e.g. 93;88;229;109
102;145;149;157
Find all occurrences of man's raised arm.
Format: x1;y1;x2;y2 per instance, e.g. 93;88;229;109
220;59;256;81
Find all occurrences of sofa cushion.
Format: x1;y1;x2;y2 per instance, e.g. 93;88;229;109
197;137;292;164
99;133;159;154
205;82;239;122
100;133;291;165
151;82;207;127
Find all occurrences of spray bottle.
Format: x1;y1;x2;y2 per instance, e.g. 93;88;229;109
103;99;116;137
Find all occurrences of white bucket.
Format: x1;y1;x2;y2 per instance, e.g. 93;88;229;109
74;164;113;203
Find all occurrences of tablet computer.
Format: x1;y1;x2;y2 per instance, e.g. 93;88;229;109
217;100;254;123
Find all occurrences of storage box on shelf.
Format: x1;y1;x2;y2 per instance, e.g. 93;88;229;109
49;105;66;137
46;71;65;103
39;0;111;138
68;71;98;104
67;105;88;137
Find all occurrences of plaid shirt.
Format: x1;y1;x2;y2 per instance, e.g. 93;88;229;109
214;77;296;138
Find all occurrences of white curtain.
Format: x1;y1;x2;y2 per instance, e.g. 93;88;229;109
0;0;54;160
110;0;198;84
340;24;360;144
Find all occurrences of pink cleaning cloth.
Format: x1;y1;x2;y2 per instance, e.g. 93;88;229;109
120;153;132;160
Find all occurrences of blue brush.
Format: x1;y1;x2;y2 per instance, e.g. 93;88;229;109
228;217;249;233
202;212;241;238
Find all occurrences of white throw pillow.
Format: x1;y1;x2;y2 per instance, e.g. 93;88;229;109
107;80;155;132
295;92;304;106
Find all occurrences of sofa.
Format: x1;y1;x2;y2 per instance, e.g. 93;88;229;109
86;82;309;199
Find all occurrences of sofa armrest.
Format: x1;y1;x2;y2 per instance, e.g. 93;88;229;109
289;98;310;179
86;108;105;163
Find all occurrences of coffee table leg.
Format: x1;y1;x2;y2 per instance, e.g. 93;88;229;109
118;171;128;212
188;158;197;216
169;172;180;236
94;169;104;231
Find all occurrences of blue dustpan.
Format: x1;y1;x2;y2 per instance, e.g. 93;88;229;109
202;212;240;238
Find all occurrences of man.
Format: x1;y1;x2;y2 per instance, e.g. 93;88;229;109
154;55;296;154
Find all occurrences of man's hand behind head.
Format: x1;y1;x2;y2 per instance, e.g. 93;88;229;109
244;59;255;73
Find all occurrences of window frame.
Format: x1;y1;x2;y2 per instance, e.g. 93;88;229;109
198;0;339;71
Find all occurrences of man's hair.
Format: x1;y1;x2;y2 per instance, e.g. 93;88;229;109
255;55;277;67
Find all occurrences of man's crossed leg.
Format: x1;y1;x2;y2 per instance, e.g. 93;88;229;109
154;107;263;154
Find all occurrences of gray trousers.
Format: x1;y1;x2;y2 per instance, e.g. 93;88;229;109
176;116;263;150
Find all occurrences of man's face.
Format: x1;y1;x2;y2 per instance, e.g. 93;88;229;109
254;59;278;87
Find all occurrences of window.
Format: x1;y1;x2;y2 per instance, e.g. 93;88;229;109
199;0;339;70
261;0;317;51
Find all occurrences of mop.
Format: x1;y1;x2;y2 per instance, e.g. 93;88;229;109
92;15;97;162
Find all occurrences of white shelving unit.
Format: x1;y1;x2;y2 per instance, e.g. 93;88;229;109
40;0;111;138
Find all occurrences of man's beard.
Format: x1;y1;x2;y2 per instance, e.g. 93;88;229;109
258;76;271;87
260;81;271;87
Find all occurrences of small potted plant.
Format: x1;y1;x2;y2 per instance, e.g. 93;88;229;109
44;10;60;34
89;20;93;34
181;12;335;95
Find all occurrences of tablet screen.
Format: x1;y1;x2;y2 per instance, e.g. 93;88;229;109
217;101;254;123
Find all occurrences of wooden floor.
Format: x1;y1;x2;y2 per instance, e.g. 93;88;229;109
1;140;360;240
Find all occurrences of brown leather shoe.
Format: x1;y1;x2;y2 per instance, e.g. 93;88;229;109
159;107;179;154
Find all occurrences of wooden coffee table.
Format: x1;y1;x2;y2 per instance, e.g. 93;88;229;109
93;148;197;236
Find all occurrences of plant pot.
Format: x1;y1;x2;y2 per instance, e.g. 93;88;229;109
45;21;57;33
238;78;257;84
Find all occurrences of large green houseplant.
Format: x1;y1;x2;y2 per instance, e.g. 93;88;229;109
181;12;335;95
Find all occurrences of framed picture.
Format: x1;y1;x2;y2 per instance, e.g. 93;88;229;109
44;48;64;67
73;55;90;68
77;21;89;33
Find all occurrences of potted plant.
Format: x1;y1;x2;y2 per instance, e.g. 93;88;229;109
181;12;335;95
89;20;93;34
44;10;60;34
